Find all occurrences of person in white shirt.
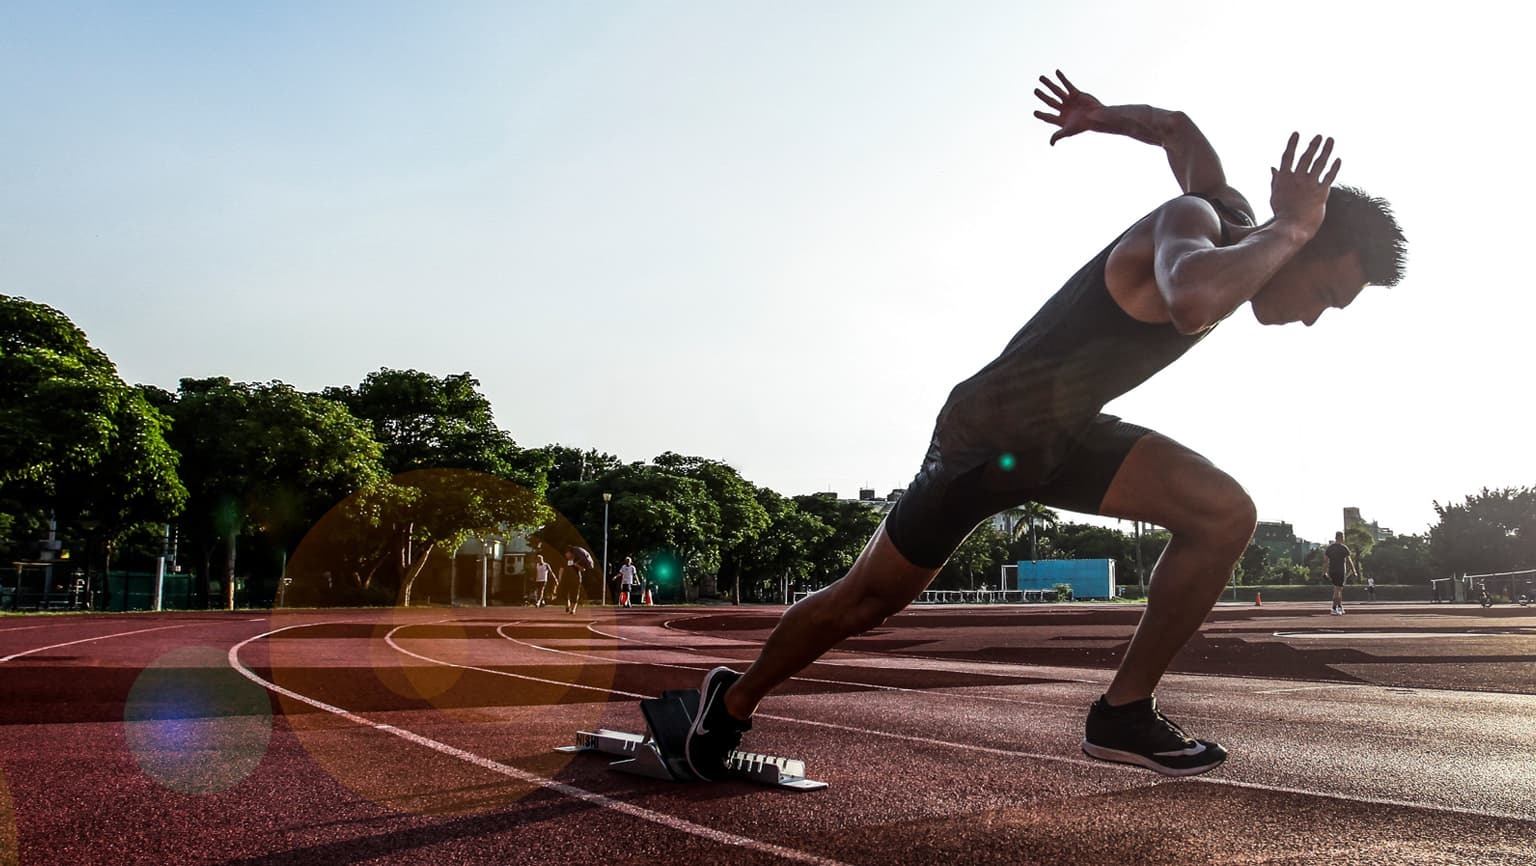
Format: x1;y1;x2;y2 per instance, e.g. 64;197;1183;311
531;554;553;607
616;556;640;607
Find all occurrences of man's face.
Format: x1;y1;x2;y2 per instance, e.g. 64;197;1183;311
1250;250;1367;327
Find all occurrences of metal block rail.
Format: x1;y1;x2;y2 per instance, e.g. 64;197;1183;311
556;689;827;791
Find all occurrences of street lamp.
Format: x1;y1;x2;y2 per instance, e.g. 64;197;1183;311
602;492;612;606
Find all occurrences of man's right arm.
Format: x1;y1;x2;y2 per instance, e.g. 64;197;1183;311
1151;133;1339;333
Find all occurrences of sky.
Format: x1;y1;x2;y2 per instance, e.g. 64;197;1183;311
3;0;1531;545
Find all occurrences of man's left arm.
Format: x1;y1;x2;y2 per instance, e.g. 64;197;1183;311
1034;71;1254;222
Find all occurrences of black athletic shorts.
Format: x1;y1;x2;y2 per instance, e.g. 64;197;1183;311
1329;574;1347;589
885;413;1152;568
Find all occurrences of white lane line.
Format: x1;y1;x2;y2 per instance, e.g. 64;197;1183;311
231;624;854;866
587;621;709;650
498;625;949;701
0;622;200;662
0;624;67;635
497;625;1459;741
1273;631;1518;639
428;623;1536;825
395;623;1144;778
1200;776;1536;823
387;626;650;700
1253;684;1363;695
656;614;1536;701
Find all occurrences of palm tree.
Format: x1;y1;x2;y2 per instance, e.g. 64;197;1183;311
1002;502;1059;561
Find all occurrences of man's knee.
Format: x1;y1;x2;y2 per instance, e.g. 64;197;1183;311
1157;474;1256;553
1192;484;1257;551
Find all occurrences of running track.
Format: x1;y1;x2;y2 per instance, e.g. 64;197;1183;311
1;602;1534;865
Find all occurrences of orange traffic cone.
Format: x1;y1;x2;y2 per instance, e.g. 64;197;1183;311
643;588;653;605
1254;592;1263;607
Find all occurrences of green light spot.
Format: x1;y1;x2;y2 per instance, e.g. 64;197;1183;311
999;453;1016;471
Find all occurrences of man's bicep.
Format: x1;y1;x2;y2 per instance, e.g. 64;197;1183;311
1151;200;1222;291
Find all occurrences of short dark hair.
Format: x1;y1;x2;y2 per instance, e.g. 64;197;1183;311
1305;186;1407;287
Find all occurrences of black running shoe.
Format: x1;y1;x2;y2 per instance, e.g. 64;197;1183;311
683;666;752;781
1081;695;1227;777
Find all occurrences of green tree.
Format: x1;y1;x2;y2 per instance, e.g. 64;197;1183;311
791;494;883;588
736;488;832;602
1237;542;1269;586
944;523;1012;590
0;297;185;589
163;378;386;608
1344;523;1376;562
652;453;770;600
324;369;553;606
548;460;720;602
1263;555;1310;585
1431;487;1536;577
1363;533;1436;584
1004;503;1060;560
324;369;518;476
525;444;623;487
284;469;548;607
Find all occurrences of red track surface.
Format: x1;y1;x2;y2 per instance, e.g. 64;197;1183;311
2;601;1535;865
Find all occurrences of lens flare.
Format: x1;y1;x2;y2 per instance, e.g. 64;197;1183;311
124;645;274;795
268;469;623;816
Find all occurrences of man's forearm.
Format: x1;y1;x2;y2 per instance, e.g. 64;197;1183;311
1162;218;1313;333
1089;105;1227;196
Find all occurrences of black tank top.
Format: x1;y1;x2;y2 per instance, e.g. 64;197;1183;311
934;195;1243;481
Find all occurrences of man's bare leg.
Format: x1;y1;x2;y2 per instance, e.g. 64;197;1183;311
723;523;941;720
1092;433;1257;706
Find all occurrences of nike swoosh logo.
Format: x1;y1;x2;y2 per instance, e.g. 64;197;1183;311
695;686;723;736
1155;742;1207;757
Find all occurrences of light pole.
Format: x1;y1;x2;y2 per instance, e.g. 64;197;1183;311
601;492;612;606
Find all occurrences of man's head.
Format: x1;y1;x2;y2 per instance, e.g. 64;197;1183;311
1335;531;1345;542
1251;186;1407;326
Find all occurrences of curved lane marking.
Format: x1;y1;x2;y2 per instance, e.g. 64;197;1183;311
1273;631;1519;639
232;623;853;866
436;620;1536;824
0;622;201;662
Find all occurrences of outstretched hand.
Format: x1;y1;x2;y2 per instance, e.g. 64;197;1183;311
1270;132;1341;235
1033;70;1102;145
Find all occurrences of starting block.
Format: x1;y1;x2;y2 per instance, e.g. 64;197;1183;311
556;688;826;791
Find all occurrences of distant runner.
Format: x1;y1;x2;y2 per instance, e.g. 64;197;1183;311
1325;531;1359;615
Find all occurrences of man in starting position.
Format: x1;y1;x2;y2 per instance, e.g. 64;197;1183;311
684;71;1406;778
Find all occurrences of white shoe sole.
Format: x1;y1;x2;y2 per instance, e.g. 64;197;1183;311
1080;740;1226;777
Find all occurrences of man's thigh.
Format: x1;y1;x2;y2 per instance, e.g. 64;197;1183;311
1036;420;1252;534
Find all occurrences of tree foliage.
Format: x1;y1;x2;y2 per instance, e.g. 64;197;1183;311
161;378;386;607
0;297;185;570
1430;487;1536;576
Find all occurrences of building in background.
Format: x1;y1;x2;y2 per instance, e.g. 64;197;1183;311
1343;507;1393;541
1253;520;1316;564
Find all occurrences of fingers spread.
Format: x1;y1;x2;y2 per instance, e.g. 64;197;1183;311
1311;137;1335;178
1056;70;1078;94
1034;88;1062;111
1322;157;1342;186
1297;134;1323;171
1280;132;1300;172
1038;74;1068;101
